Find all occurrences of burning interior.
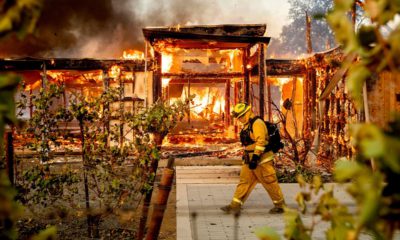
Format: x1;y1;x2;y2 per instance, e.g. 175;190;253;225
143;24;290;145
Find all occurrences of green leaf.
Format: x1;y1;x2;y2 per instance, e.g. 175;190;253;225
295;192;307;214
312;176;322;195
334;159;363;182
346;64;371;109
296;174;306;188
284;208;311;240
32;226;57;240
354;124;385;158
333;0;354;11
254;226;281;240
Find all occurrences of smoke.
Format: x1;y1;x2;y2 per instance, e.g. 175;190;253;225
0;0;288;59
0;0;198;58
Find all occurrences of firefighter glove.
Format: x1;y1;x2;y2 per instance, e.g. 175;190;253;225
249;154;260;170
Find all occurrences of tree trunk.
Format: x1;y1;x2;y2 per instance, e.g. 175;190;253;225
80;122;92;238
145;157;175;240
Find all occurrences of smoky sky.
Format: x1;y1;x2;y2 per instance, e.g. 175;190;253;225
0;0;288;59
0;0;209;58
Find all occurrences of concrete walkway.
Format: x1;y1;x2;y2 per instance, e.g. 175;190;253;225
176;166;378;240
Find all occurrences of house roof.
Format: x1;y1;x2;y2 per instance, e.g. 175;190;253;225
143;24;270;50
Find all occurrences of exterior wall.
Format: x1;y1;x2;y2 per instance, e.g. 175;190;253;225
368;72;400;127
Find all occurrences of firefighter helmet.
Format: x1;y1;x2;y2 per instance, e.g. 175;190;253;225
232;103;251;118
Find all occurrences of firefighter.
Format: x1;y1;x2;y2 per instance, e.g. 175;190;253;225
221;103;285;214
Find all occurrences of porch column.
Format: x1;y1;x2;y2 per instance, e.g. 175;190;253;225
153;51;162;103
225;79;231;127
243;47;250;104
258;43;265;119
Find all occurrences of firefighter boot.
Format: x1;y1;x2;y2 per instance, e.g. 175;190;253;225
220;201;241;214
269;200;285;214
269;206;284;214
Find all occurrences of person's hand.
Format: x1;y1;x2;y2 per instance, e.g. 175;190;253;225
249;154;260;170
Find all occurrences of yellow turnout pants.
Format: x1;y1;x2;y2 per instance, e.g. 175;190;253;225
231;161;284;207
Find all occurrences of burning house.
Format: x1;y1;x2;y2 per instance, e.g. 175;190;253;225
143;24;272;144
1;23;399;164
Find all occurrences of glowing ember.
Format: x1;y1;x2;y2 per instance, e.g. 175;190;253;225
109;65;121;78
122;49;145;60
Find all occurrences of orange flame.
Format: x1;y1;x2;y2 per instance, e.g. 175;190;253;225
109;65;121;78
162;53;173;73
170;87;225;121
122;49;144;60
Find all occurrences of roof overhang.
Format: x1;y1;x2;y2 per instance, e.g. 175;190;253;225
143;28;270;50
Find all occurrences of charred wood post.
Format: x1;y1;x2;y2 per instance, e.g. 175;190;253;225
225;79;231;127
291;77;299;139
336;90;342;155
309;69;317;131
258;43;265;118
266;76;272;121
41;62;47;88
118;72;124;146
234;81;240;135
102;70;110;147
243;48;251;103
145;157;175;240
153;51;162;103
29;88;33;118
302;73;310;140
306;11;313;54
41;63;49;162
188;79;191;124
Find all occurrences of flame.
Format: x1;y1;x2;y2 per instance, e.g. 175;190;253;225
162;53;173;73
170;86;225;121
109;65;121;78
162;78;171;87
278;77;292;85
219;49;241;72
122;49;145;60
24;80;41;91
47;71;64;80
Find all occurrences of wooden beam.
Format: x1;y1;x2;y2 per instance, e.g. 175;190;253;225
144;24;267;37
143;29;271;47
0;58;147;71
162;72;243;78
153;51;162;103
225;79;231;127
266;59;306;76
310;69;317;130
243;48;250;103
169;79;228;84
259;43;265;119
